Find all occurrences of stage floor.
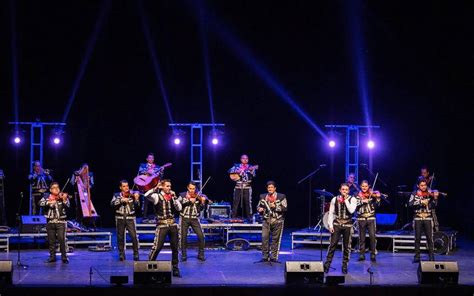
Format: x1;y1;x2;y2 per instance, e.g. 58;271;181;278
1;230;474;287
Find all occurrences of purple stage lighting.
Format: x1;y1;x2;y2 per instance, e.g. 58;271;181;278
13;136;21;144
211;138;219;145
174;138;181;145
329;140;336;148
53;137;61;145
367;140;375;149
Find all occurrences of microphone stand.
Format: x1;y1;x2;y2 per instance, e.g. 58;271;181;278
16;192;29;269
297;165;325;230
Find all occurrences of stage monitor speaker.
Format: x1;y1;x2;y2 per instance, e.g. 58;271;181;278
20;215;46;233
417;261;459;285
285;261;324;285
0;260;12;285
133;261;171;285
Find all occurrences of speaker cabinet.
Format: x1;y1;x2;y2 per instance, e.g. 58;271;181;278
417;261;459;285
133;261;172;285
0;260;12;285
20;215;46;233
285;261;324;284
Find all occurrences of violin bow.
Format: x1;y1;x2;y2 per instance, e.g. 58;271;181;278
429;173;435;190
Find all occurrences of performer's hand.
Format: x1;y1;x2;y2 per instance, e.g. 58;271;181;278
133;193;140;200
329;227;334;233
258;208;264;213
433;191;439;199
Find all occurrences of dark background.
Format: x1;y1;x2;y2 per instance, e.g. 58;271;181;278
0;1;472;236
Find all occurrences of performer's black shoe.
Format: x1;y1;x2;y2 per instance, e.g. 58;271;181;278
45;257;56;263
413;256;420;264
370;254;376;262
197;254;206;262
270;258;281;263
342;264;348;274
62;258;69;264
119;254;125;261
172;268;181;278
358;254;365;261
181;255;187;262
254;258;268;263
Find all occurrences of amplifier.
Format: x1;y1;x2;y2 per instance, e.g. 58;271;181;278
285;261;324;284
20;215;46;233
134;261;171;285
208;204;231;219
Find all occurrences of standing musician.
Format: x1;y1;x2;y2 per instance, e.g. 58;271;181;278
256;181;287;263
409;180;439;263
39;182;70;263
111;180;140;261
356;180;382;262
324;183;357;274
28;161;53;215
139;153;164;217
144;179;182;277
346;173;360;196
177;181;207;262
228;154;258;220
414;166;440;231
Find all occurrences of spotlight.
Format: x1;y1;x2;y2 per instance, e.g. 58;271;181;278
209;128;223;146
171;129;185;146
174;138;181;145
211;138;219;145
51;127;64;146
12;129;23;145
328;140;336;148
367;140;375;149
13;136;22;144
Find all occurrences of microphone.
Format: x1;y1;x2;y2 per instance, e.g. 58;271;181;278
319;164;327;167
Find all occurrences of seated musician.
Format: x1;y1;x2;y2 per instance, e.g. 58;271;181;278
139;153;163;218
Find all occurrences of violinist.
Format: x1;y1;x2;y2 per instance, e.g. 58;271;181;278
414;166;439;231
356;180;382;262
228;154;257;220
29;160;53;215
324;183;357;274
111;180;140;261
177;181;206;262
144;179;182;277
38;182;70;263
346;173;360;196
409;180;439;263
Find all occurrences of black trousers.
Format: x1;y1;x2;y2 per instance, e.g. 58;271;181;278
32;192;44;215
358;219;376;255
232;188;252;219
116;217;139;255
414;219;434;257
325;224;352;267
141;195;153;218
180;217;205;256
261;218;284;260
46;222;67;259
149;224;179;268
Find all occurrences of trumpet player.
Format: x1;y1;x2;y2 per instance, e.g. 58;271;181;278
111;180;140;261
39;182;70;263
256;181;287;262
177;181;206;262
144;179;182;277
29;160;53;215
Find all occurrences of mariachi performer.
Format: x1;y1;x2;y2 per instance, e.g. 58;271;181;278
177;181;207;262
256;181;287;263
28;161;53;215
356;180;382;262
409;180;439;263
39;182;70;264
228;154;258;220
324;183;357;274
111;180;140;261
144;179;182;277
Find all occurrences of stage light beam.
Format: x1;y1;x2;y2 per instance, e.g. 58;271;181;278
329;140;336;148
367;140;375;149
174;138;181;145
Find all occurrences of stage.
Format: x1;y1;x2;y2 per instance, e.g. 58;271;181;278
1;229;473;296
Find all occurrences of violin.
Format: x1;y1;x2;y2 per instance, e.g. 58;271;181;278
48;192;70;203
416;189;447;198
358;190;387;200
189;192;213;204
122;190;140;200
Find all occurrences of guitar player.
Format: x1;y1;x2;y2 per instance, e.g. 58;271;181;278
228;154;258;221
138;153;164;219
